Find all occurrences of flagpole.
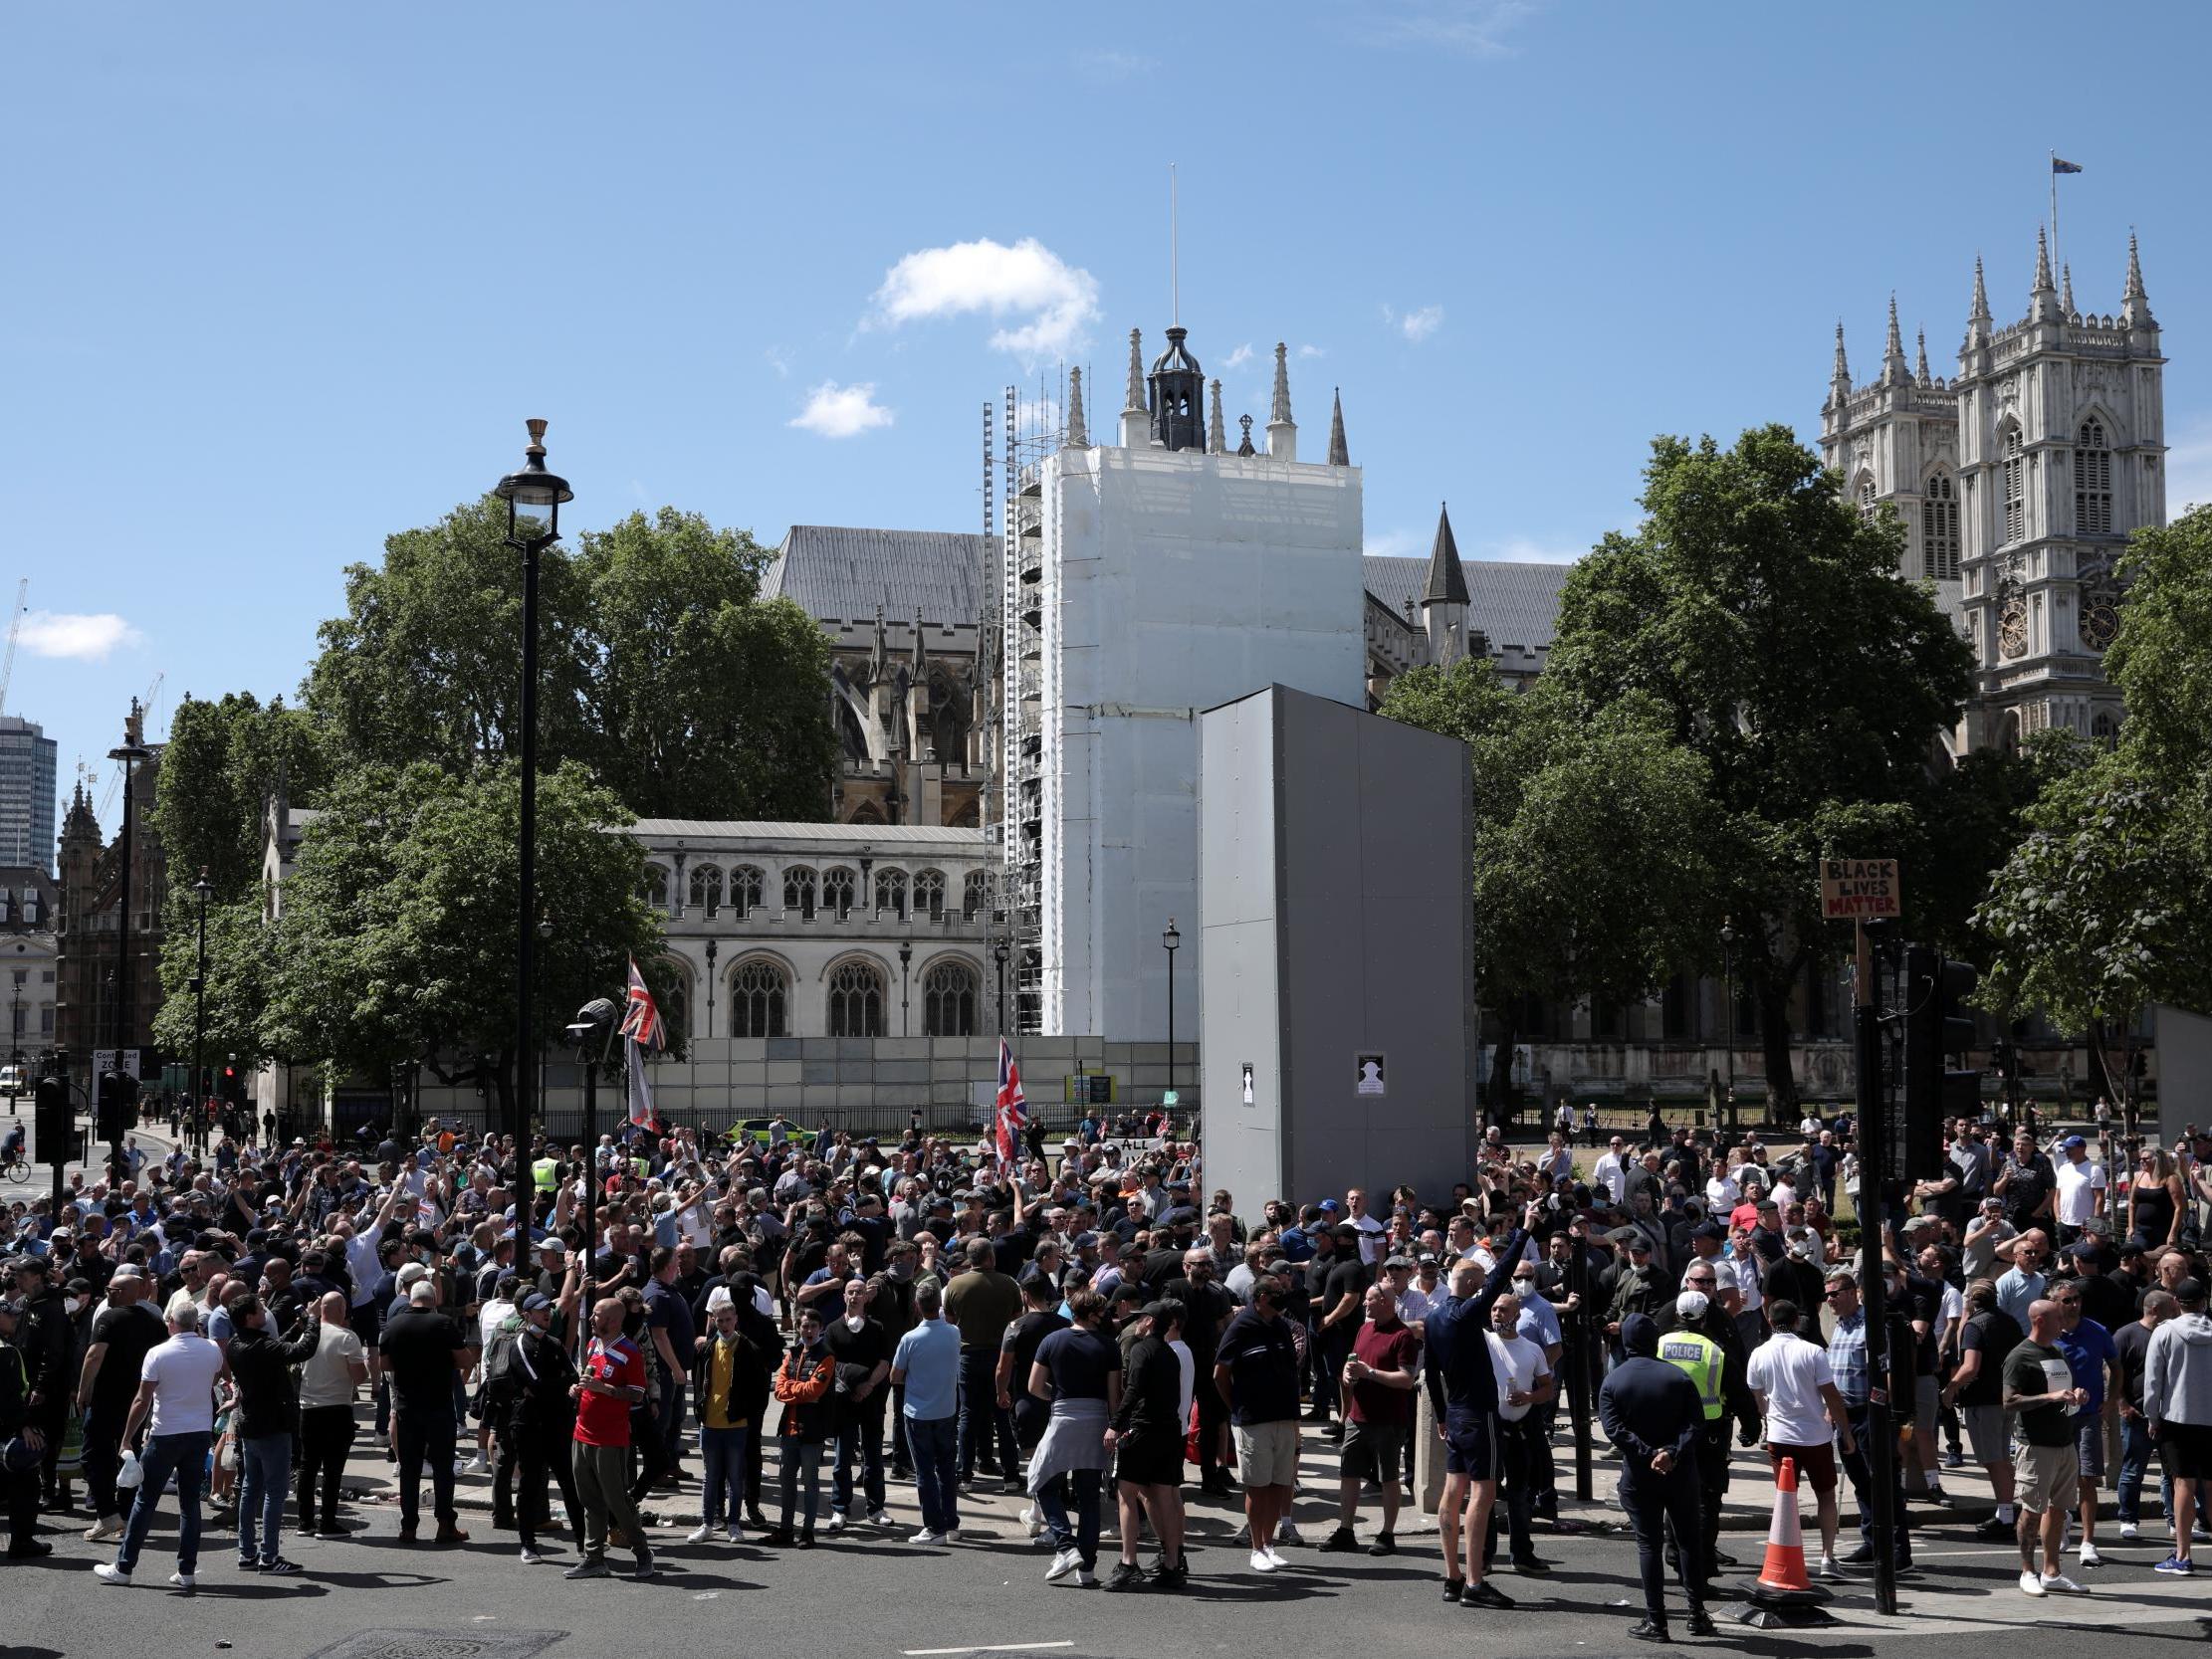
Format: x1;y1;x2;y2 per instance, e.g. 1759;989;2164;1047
2050;149;2060;281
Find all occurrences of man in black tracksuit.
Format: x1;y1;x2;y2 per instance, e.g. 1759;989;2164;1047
1600;1314;1715;1643
508;1294;584;1561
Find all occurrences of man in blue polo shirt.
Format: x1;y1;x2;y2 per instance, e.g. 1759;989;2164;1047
1423;1199;1536;1609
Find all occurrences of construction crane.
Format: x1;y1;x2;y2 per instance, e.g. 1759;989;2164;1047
0;579;26;716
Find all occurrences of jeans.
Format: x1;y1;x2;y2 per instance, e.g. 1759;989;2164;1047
114;1429;211;1577
957;1348;1014;1481
236;1433;292;1564
516;1417;583;1550
394;1409;458;1532
1484;1416;1540;1563
777;1438;826;1531
832;1406;886;1517
701;1424;750;1528
1838;1404;1911;1560
1623;1468;1707;1624
909;1414;960;1535
82;1405;126;1520
2116;1415;2172;1527
659;1374;688;1471
1036;1467;1102;1568
296;1405;353;1534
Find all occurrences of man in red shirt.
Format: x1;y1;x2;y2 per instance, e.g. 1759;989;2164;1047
1321;1283;1425;1554
565;1298;653;1579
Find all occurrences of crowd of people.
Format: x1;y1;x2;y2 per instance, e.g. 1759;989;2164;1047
1;1099;2209;1639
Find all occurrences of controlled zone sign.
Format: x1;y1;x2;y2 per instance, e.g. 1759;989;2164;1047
1819;857;1900;921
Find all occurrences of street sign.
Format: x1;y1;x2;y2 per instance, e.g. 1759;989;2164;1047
1820;857;1901;921
1356;1053;1386;1097
93;1047;116;1079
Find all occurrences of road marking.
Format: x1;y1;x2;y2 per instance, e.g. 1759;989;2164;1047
904;1645;1075;1656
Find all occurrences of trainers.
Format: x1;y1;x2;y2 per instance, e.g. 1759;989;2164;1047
908;1529;943;1545
236;1557;260;1571
563;1558;609;1579
2078;1541;2102;1566
866;1509;891;1529
1249;1549;1277;1573
466;1454;491;1474
1073;1567;1097;1587
93;1562;131;1586
2151;1555;2195;1575
2039;1570;2084;1594
1103;1560;1146;1591
1817;1555;1848;1580
1020;1506;1045;1538
632;1551;656;1579
1318;1526;1359;1554
1975;1515;2016;1541
826;1513;848;1535
685;1524;713;1544
726;1525;745;1545
2018;1569;2047;1597
1440;1578;1464;1602
1276;1521;1304;1547
260;1558;302;1575
1369;1533;1398;1556
85;1516;123;1543
520;1546;544;1564
168;1570;196;1595
942;1528;963;1545
1462;1579;1515;1609
1045;1548;1079;1581
2119;1523;2140;1542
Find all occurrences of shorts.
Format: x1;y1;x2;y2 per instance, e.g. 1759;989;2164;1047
1962;1402;2011;1468
1340;1420;1408;1485
2014;1442;2080;1515
2074;1419;2106;1481
1113;1430;1184;1490
2157;1421;2212;1483
1767;1440;1837;1496
1233;1420;1300;1488
1442;1407;1498;1481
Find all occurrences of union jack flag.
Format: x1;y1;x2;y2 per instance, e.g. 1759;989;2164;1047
994;1037;1026;1168
621;957;663;1052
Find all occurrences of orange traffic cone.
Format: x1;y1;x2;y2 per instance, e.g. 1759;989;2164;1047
1756;1456;1813;1594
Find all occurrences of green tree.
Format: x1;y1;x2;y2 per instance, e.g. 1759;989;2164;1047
259;758;666;1126
150;893;282;1080
1382;659;1719;1109
151;692;330;901
1541;426;1974;1110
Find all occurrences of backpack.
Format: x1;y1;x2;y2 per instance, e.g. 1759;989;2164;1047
482;1330;524;1407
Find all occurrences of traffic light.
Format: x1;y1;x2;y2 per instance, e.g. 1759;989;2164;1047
1902;945;1980;1175
34;1075;73;1164
96;1070;125;1144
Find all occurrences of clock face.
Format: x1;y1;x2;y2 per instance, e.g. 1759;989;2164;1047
2081;590;2121;652
1997;596;2029;660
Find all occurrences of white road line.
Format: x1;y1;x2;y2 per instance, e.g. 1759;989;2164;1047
903;1644;1075;1656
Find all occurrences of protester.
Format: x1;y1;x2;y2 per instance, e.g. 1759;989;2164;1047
566;1296;653;1579
95;1292;226;1593
1600;1313;1716;1642
2142;1275;2211;1574
892;1278;963;1544
2004;1298;2088;1596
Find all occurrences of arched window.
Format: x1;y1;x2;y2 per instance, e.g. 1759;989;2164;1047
1856;475;1877;520
849;800;885;826
783;865;817;921
688;863;724;918
1921;472;1960;581
661;976;690;1048
874;867;908;921
727;957;788;1039
729;865;765;921
962;870;990;921
2075;420;2112;534
821;866;857;921
2092;712;2118;746
2002;425;2026;545
827;959;885;1037
924;960;979;1036
914;869;947;922
641;864;670;908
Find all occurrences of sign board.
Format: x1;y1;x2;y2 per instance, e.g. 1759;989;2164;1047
1161;1089;1179;1108
93;1047;116;1079
1820;857;1901;921
1062;1073;1115;1107
1355;1053;1386;1097
1240;1064;1254;1108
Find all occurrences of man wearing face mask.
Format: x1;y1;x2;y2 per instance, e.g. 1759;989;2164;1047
824;1276;892;1533
1166;1247;1236;1496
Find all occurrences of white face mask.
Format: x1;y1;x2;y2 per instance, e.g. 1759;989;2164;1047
844;1314;865;1332
65;1297;84;1315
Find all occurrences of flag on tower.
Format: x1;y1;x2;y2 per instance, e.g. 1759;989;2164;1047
2052;156;2083;174
620;957;663;1052
993;1038;1026;1168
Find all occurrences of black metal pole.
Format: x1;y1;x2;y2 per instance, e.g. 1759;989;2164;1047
515;537;540;1151
578;1046;594;1370
193;880;207;1154
1568;1242;1595;1501
1853;924;1898;1617
111;754;134;1183
1166;942;1176;1104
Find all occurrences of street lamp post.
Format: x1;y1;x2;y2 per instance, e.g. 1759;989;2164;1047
1719;920;1737;1132
993;930;1009;1036
493;421;573;1149
898;941;912;1037
1163;919;1180;1107
192;868;211;1149
704;939;718;1040
108;723;153;1183
9;980;21;1115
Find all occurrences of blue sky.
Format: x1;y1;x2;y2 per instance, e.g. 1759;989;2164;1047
7;0;2208;844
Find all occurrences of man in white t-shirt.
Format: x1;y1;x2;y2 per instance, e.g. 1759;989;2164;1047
97;1292;229;1591
1486;1293;1555;1570
2051;1137;2105;1246
1744;1298;1854;1577
297;1291;368;1538
1592;1139;1631;1207
1345;1188;1388;1267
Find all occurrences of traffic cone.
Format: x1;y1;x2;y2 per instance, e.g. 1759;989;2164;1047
1756;1457;1813;1594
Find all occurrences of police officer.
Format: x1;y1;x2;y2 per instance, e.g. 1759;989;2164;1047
1655;1288;1760;1591
1600;1313;1716;1642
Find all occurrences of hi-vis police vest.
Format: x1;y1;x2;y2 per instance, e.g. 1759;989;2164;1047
532;1157;559;1194
1658;1330;1726;1422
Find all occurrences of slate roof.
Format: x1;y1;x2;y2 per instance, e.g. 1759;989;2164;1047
765;525;992;629
1361;554;1575;653
631;819;987;848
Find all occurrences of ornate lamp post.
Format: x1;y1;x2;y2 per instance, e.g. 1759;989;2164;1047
107;724;153;1181
993;931;1009;1036
898;940;913;1037
704;938;719;1040
1719;919;1738;1131
1163;919;1180;1106
492;421;572;1146
192;868;211;1141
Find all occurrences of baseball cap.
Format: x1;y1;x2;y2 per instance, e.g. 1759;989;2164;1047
2062;1135;2087;1150
1316;1199;1342;1214
1383;1254;1413;1269
520;1292;552;1314
1675;1290;1709;1321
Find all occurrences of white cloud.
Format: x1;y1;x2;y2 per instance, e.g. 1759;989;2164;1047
1362;0;1542;57
872;236;1100;358
789;381;894;439
1222;342;1254;370
1479;535;1587;565
1400;305;1445;343
764;345;793;380
1365;527;1422;558
2165;415;2212;514
1297;343;1326;359
19;611;140;661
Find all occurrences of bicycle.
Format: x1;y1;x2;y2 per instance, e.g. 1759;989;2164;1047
1;1151;29;1183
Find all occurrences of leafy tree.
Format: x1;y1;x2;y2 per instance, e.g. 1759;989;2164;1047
1541;426;1973;1110
151;692;330;902
259;758;667;1127
1382;659;1719;1108
150;893;281;1077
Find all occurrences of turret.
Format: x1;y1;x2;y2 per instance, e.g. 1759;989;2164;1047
1419;503;1470;669
1827;321;1852;410
1327;388;1349;467
1147;327;1205;452
1880;294;1909;387
1120;328;1147;448
1965;254;1992;351
2028;227;2062;325
1265;343;1296;462
2122;231;2154;331
1063;365;1088;448
1207;379;1226;454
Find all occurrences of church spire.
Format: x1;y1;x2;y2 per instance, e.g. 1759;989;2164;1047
1120;328;1147;447
1830;320;1851;399
2061;262;2076;316
1881;294;1908;385
1915;327;1931;387
2123;230;2153;327
1207;378;1226;454
1266;342;1297;461
1964;254;1992;351
1064;365;1087;448
1327;388;1349;467
1420;503;1469;608
2029;226;2061;323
